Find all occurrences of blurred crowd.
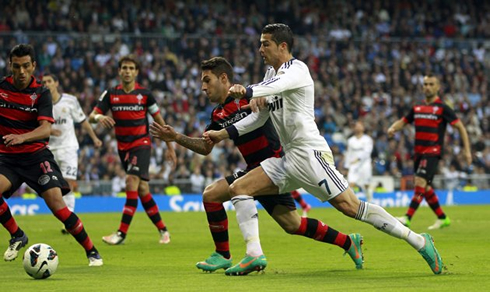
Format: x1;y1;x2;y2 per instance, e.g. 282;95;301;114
1;0;489;194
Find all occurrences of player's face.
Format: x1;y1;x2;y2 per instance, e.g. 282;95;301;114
10;55;36;90
41;76;59;95
354;121;364;134
259;33;281;67
118;61;138;84
422;76;440;99
201;70;226;104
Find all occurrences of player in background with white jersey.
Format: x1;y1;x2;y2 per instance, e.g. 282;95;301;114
344;121;374;202
205;23;444;275
42;73;102;234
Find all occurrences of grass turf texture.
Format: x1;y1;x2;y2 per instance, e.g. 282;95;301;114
1;205;489;291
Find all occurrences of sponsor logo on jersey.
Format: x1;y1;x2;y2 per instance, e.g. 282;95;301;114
111;105;145;111
414;113;438;120
38;175;51;185
0;101;38;112
218;112;248;128
54;117;67;125
268;96;283;112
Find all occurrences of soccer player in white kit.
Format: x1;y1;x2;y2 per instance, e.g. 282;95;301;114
42;74;102;233
205;23;444;276
344;121;374;202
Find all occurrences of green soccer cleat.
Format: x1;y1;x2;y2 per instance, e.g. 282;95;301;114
428;217;451;230
418;233;444;274
225;254;267;276
345;233;364;269
196;252;233;272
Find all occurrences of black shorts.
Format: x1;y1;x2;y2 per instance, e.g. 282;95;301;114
414;156;440;184
118;147;151;181
225;170;296;215
0;148;70;199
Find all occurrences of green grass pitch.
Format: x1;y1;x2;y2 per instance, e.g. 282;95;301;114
2;205;490;291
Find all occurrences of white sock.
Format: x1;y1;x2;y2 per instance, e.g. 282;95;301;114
231;195;263;257
63;192;76;212
356;201;425;250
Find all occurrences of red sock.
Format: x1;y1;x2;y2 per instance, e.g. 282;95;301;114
54;207;94;251
141;193;166;230
119;191;138;234
424;188;445;218
295;217;350;250
291;190;309;209
0;197;19;235
406;186;425;219
203;202;230;259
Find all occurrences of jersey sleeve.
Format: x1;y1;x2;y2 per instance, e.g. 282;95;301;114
226;110;270;139
37;87;54;123
402;107;415;124
442;104;459;125
247;61;312;99
146;91;160;117
94;89;110;114
71;97;87;123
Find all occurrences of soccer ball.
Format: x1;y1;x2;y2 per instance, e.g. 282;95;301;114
23;243;59;279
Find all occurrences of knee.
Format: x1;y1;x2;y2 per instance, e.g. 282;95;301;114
414;177;427;188
202;185;220;202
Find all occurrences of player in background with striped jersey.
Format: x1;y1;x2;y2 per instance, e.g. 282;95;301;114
388;74;472;230
205;23;445;275
42;73;102;234
89;55;176;245
0;44;102;266
150;57;361;275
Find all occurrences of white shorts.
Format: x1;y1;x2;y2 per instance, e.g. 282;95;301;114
50;148;78;180
261;148;349;202
347;163;372;187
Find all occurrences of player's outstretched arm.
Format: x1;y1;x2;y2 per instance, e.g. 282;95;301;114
3;120;51;147
453;120;472;165
387;119;407;138
152;114;177;165
150;122;214;156
81;120;102;147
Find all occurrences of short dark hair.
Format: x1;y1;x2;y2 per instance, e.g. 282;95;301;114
424;73;439;83
262;23;294;53
9;44;36;63
42;72;58;82
201;57;234;82
118;55;140;70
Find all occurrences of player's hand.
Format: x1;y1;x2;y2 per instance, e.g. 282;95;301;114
165;146;177;166
228;84;246;99
3;134;26;147
97;115;115;128
387;127;396;138
93;137;103;148
203;130;224;144
51;129;62;137
249;97;268;113
149;122;177;142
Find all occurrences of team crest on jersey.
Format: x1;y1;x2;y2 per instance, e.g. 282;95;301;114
433;106;439;114
30;93;38;106
136;94;143;104
0;92;8;98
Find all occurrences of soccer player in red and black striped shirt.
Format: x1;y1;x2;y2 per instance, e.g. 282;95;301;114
388;74;472;230
150;57;359;274
0;44;103;266
89;55;176;245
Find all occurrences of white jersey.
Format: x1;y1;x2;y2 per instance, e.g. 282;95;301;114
233;59;330;152
49;93;86;150
344;134;373;171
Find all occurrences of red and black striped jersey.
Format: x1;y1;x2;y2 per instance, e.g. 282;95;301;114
206;96;283;170
402;97;459;157
94;83;160;151
0;76;54;154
